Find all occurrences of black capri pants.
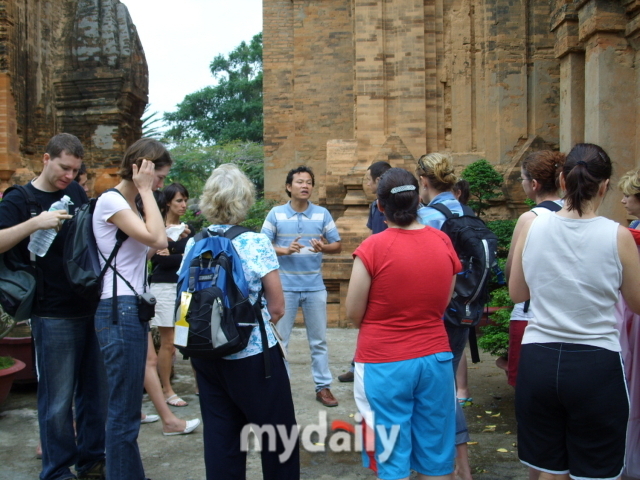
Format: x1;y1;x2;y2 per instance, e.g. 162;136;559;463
516;342;629;480
192;346;300;480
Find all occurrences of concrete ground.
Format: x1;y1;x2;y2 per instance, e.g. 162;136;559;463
0;328;528;480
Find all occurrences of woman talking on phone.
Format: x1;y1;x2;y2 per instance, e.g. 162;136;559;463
93;138;172;480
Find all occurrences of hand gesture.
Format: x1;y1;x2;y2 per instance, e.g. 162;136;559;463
156;248;170;256
35;210;71;232
310;237;326;253
132;159;155;193
286;236;303;255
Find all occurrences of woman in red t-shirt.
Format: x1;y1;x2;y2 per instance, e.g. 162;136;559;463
346;168;461;480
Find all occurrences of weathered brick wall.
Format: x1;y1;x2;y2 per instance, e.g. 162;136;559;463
263;0;355;213
263;0;640;326
0;0;146;193
263;0;563;211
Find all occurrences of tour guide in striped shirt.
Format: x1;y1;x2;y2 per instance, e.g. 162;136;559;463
261;166;342;407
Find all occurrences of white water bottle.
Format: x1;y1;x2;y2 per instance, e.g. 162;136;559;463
28;195;73;257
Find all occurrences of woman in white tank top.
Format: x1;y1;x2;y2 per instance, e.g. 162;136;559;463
503;150;565;389
509;143;640;480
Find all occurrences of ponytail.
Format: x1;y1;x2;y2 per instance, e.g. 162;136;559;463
563;143;612;216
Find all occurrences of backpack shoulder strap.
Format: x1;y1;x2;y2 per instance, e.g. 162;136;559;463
430;202;455;219
99;188;129;243
193;228;211;243
222;225;269;377
533;200;562;213
3;185;43;266
4;184;41;219
461;204;476;216
224;225;253;240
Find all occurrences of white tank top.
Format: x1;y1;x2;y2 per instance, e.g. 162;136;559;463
522;213;622;352
510;201;565;321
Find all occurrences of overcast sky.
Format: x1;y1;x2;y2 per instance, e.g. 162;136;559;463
122;0;263;128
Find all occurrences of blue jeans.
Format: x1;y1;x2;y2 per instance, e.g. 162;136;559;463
444;323;471;445
94;296;148;480
31;314;107;480
277;290;332;391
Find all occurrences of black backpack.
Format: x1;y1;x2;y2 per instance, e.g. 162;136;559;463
174;226;271;378
63;189;128;307
0;185;40;321
430;203;498;328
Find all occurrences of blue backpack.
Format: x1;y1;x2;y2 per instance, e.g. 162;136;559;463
175;226;271;377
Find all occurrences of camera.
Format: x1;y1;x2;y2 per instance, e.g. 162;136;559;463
138;292;157;323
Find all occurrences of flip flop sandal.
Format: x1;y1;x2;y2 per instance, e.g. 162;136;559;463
166;394;188;407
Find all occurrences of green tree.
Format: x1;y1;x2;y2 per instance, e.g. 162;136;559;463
461;159;504;216
167;139;265;199
164;33;263;144
141;104;164;139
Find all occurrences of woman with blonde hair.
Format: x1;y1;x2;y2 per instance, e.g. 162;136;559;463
181;163;299;479
616;168;640;479
415;152;473;480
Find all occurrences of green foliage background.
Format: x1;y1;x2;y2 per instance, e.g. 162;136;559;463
164;33;263;145
477;287;514;358
160;33;273;233
479;217;516;358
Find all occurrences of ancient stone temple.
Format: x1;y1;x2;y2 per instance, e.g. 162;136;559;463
263;0;640;325
0;0;147;194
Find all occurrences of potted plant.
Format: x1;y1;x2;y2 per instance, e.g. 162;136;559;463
0;319;35;383
0;308;26;405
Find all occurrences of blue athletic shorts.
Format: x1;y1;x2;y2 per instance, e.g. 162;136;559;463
354;352;456;479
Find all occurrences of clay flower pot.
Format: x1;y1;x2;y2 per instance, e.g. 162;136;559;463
0;358;26;405
0;324;36;383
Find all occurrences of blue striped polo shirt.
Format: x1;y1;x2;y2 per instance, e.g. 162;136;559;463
261;201;341;291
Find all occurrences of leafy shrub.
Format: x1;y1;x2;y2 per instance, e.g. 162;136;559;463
462;159;504;217
477;286;514;358
240;199;276;231
487;219;516;260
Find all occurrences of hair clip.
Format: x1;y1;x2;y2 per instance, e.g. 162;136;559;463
390;185;416;194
